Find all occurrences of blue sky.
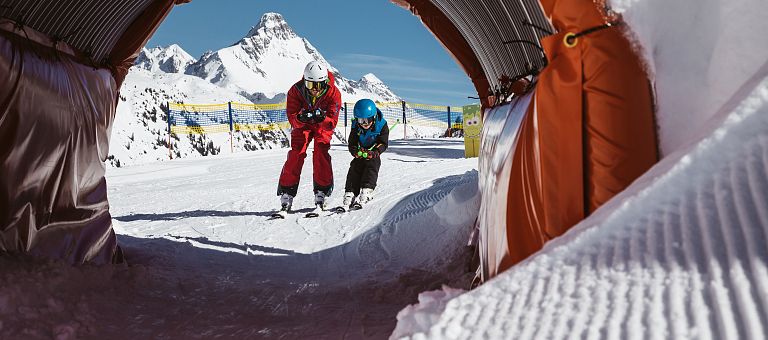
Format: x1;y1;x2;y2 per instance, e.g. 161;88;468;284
146;0;477;106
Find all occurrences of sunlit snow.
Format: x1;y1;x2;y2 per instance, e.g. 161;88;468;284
0;139;478;338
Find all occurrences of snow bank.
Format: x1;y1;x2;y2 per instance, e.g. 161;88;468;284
390;285;467;339
370;171;480;273
612;0;768;156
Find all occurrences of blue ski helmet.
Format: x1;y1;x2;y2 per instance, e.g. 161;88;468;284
353;99;377;119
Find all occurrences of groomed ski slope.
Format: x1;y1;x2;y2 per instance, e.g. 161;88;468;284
0;138;479;339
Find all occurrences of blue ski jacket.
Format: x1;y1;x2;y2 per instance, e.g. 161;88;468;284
349;109;389;154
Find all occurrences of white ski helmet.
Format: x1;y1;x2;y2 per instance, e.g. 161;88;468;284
303;61;328;82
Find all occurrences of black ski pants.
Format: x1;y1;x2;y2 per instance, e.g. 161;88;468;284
344;157;381;195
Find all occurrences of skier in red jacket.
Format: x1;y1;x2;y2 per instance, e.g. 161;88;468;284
276;61;341;213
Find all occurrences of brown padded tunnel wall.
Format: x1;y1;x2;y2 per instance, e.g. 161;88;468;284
0;0;184;264
0;23;119;263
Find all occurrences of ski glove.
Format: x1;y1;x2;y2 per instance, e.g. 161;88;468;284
298;109;316;123
298;108;325;124
311;109;326;124
357;149;379;160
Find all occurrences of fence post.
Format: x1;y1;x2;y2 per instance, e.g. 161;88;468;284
401;100;407;140
344;102;348;140
167;101;172;160
228;102;234;153
447;106;452;137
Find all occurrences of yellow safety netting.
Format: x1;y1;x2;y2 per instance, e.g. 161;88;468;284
168;101;465;134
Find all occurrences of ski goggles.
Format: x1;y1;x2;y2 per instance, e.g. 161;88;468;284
356;117;373;125
304;80;328;90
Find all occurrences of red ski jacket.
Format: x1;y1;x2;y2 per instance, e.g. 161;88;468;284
285;71;342;131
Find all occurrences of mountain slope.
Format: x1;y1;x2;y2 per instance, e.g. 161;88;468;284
112;69;289;168
114;12;402;168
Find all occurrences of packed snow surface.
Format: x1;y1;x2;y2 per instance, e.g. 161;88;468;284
0;139;478;339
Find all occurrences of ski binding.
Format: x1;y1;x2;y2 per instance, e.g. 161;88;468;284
269;210;287;220
269;206;290;220
305;205;324;218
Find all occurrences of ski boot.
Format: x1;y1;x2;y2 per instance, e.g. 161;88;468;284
281;193;294;211
315;191;329;210
358;188;374;204
332;191;358;213
306;191;328;218
270;193;293;219
343;192;356;207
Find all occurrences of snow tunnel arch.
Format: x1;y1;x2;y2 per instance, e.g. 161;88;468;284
0;0;660;283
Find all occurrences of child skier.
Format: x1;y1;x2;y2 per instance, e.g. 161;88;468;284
343;99;389;208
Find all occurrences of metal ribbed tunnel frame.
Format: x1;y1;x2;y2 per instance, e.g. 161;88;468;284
0;0;156;63
431;0;551;93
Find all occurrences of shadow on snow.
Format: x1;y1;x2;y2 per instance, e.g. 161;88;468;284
114;209;274;222
113;207;319;222
99;173;476;339
386;139;465;160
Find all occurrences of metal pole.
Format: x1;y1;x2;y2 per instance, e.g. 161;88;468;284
228;102;234;153
447;106;452;137
167;101;172;160
402;101;407;140
344;102;348;140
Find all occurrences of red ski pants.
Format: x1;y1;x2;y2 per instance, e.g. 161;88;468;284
278;126;334;195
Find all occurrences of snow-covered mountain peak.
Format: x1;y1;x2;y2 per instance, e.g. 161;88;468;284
346;73;399;102
182;12;399;103
136;11;399;107
361;73;384;84
164;44;191;57
135;44;196;73
244;12;297;40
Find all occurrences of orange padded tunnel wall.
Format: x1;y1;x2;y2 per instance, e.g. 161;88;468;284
396;0;659;280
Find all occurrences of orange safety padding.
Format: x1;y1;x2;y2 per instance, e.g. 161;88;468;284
537;1;658;237
536;28;585;238
391;0;493;110
488;0;659;276
535;0;658;238
581;29;658;213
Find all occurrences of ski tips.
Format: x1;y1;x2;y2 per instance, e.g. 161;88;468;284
269;203;359;220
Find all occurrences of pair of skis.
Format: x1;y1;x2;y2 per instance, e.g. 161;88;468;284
269;202;362;220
